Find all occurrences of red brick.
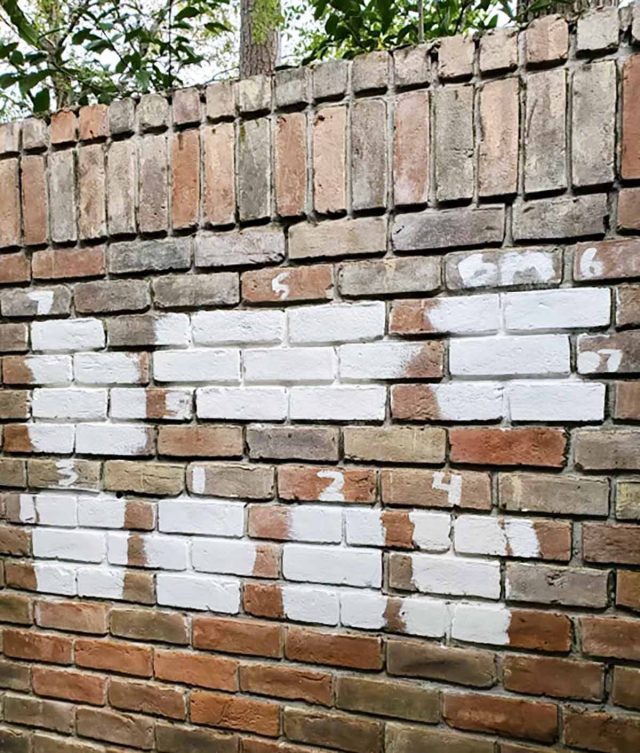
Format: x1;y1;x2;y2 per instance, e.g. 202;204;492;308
575;239;640;281
503;655;603;701
0;159;21;248
565;709;640;753
242;265;334;304
617;570;640;611
32;666;106;705
0;252;30;285
158;425;243;458
79;103;109;141
583;523;640;565
622;54;640;180
619;187;640;231
276;113;306;217
3;628;72;664
478;78;518;196
450;427;566;468
109;678;186;719
279;465;376;503
154;648;238;691
314;105;346;214
394;90;429;206
444;692;557;743
581;616;640;660
285;626;382;670
240;663;333;705
191;691;280;736
75;638;153;676
172;129;200;229
21;155;48;246
35;600;108;634
203;123;235;225
243;582;284;618
193;615;282;658
507;609;572;653
51;110;77;144
0;324;28;353
525;14;568;64
612;666;640;711
617;285;640;329
32;247;105;280
0;524;30;555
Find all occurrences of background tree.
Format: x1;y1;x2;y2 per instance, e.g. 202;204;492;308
239;0;282;76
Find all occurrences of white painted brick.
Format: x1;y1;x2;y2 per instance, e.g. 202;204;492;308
449;249;559;289
24;356;72;385
33;528;106;563
340;590;386;630
288;302;385;344
428;382;503;421
32;388;107;421
159;499;245;537
31;493;77;527
410;512;452;552
455;515;543;557
192;310;284;345
290;386;386;421
244;348;336;384
450;335;570;377
77;567;125;599
153;314;191;345
290;506;343;543
75;424;153;456
32;318;105;352
507;380;605;422
34;563;77;596
283;544;382;588
408;554;501;598
422;294;500;333
504;287;611;331
154;349;240;383
344;509;450;551
577;337;625;375
77;496;126;528
25;424;75;454
344;509;384;546
451;602;510;645
192;538;258;576
197;387;287;421
110;388;193;420
283;584;340;626
396;597;450;638
74;353;145;384
107;533;188;570
339;342;431;381
157;573;240;613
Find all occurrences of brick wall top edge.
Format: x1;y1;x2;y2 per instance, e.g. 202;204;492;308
0;4;637;135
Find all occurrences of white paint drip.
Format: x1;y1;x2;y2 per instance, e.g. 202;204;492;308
27;290;55;315
271;271;291;300
432;472;462;506
317;470;345;502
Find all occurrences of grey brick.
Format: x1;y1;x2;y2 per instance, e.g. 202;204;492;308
434;85;474;201
108;238;192;274
446;247;562;291
339;257;440;298
74;280;150;314
153;272;239;309
49;150;77;244
352;51;389;92
205;80;236;120
22;118;48;150
108;98;136;135
238;74;271;113
576;7;619;52
138;134;169;233
238;118;271;221
138;93;169;131
248;425;339;462
313;59;348;100
0;121;21;154
479;28;517;73
195;227;284;268
1;286;71;318
275;66;309;107
290;217;387;260
438;35;474;80
351;98;387;211
392;206;505;252
513;194;608;241
506;563;609;608
393;44;431;89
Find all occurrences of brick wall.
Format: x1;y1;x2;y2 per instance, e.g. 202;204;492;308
0;6;640;752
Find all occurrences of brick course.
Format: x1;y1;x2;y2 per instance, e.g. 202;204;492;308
0;12;638;753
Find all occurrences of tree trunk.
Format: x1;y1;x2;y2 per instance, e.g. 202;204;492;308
240;0;280;78
518;0;617;21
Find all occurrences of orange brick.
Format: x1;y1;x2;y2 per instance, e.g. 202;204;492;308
154;648;238;691
450;427;566;468
32;666;106;705
193;616;282;658
191;690;280;736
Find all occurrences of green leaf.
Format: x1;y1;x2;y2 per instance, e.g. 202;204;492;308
32;88;50;113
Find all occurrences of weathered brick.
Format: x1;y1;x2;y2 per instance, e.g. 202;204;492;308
78;144;106;239
382;468;490;510
622;55;640;180
438;35;474;80
351;98;387;211
619;187;640;231
393;43;431;88
479;78;519;196
104;460;184;496
109;98;136;135
450;427;566;468
75;638;152;676
156;722;239;753
525;69;566;194
575;238;640;281
4;693;74;734
188;462;274;499
613;666;640;711
4;629;72;664
479;27;517;72
344;426;445;464
107;140;137;235
172;129;200;229
238;118;270;221
74;279;150;314
313;106;346;214
32;666;106;705
155;648;238;691
238;75;271;113
139;92;169;130
575;430;640;471
279;464;376;503
0;252;30;285
109;678;185;719
275;113;306;217
513;194;607;241
572;62;616;187
204;122;235;225
564;710;640;753
286;626;382;669
313;59;348;100
506;562;608;608
577;6;619;52
444;692;558;743
616;285;640;328
51;110;77;144
21;154;48;246
158;425;243;458
393;206;504;251
0;658;31;691
243;265;333;304
525;14;568;64
79;104;108;141
387;724;493;753
109;237;191;274
247;425;339;462
36;600;108;634
275;66;308;107
32;247;105;280
139;134;169;233
22;117;47;149
28;457;100;491
241;663;332;706
583;523;640;565
284;708;382;753
2;286;71;318
153;271;238;308
173;86;201;125
0;592;32;624
0;323;28;353
352;50;388;91
617;482;640;521
111;606;188;644
434;85;473;201
76;707;154;748
499;473;608;516
394;90;429;206
196;227;285;268
0;159;22;248
290;217;386;260
193;615;282;658
581;615;640;660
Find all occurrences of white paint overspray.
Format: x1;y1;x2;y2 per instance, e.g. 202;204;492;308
56;459;79;488
432;472;462;506
27;290;55;315
578;348;623;374
579;247;604;279
271;271;291;300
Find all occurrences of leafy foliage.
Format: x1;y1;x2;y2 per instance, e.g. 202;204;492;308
0;0;231;117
